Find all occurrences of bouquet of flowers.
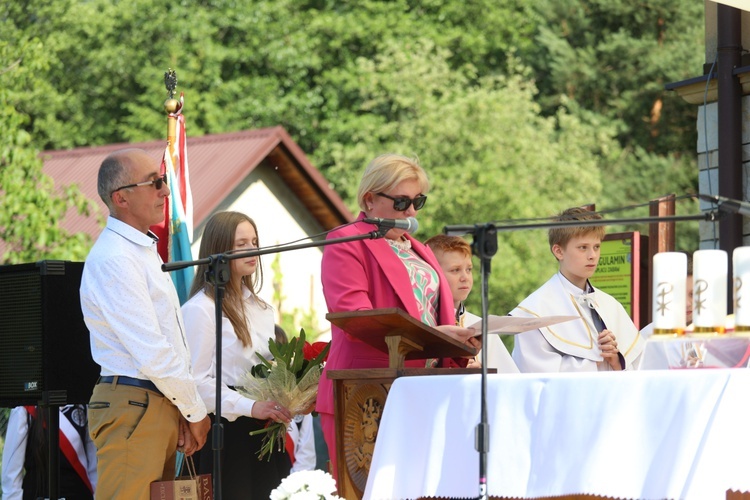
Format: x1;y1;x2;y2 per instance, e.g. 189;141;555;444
270;469;342;500
238;329;330;461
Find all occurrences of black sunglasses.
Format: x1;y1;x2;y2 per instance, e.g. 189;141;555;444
376;192;427;211
110;174;168;196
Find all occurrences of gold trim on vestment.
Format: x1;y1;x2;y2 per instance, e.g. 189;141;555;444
517;296;595;350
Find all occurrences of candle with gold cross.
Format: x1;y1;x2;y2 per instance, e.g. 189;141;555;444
652;252;687;335
692;249;727;335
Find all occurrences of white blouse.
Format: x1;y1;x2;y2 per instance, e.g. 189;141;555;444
181;286;276;421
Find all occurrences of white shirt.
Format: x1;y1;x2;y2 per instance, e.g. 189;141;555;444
288;414;316;473
181;286;276;421
80;216;207;422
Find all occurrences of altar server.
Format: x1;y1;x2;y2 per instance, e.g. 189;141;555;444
511;207;645;372
425;234;518;373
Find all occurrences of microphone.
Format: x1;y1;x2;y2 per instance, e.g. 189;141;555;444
698;194;750;216
363;216;419;234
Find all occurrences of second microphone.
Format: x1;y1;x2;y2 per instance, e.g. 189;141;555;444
363;216;419;234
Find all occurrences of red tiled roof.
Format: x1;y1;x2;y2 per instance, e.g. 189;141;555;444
41;126;354;239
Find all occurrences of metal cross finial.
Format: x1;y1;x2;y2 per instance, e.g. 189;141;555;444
164;69;177;99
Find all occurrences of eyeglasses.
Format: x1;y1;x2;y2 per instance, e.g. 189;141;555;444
376;192;427;212
110;174;168;196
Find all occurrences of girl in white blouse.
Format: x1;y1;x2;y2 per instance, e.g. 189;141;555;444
182;211;292;499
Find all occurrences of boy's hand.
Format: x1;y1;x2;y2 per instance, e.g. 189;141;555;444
598;329;622;370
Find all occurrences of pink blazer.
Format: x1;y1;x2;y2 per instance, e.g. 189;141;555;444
316;213;457;415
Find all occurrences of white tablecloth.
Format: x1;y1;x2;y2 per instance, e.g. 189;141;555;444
364;370;750;500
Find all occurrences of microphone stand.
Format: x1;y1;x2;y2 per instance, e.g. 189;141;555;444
162;226;388;500
468;224;497;500
444;209;725;500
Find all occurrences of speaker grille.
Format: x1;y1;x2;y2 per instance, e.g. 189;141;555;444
0;272;44;400
0;261;98;407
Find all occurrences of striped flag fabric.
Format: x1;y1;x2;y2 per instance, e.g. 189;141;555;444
152;93;194;304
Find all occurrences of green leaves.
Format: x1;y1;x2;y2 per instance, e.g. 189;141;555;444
0;0;702;315
253;329;330;384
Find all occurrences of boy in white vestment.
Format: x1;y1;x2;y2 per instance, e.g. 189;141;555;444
425;235;518;373
511;207;645;372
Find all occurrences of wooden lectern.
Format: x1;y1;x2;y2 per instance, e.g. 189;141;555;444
326;308;480;500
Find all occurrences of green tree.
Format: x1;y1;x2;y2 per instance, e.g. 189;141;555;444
310;41;618;316
1;0;703;296
520;0;702;250
0;35;95;263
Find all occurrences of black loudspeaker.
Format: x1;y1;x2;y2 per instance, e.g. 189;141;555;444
0;260;99;407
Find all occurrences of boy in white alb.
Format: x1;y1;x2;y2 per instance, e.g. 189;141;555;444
511;207;645;372
425;234;518;373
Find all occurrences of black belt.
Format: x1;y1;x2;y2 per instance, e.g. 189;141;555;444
97;376;163;396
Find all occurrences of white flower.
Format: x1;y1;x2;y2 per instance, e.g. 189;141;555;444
270;470;342;500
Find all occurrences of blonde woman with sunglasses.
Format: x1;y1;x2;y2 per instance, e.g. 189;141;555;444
316;154;480;483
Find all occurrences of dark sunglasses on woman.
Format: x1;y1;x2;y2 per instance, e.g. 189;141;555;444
376;192;427;211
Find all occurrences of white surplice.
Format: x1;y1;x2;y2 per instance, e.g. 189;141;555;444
511;272;644;373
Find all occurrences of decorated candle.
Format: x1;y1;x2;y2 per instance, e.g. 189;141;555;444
733;247;750;331
692;249;728;333
652;252;687;334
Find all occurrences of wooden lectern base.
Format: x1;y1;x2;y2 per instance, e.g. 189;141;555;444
329;367;484;500
325;308;481;499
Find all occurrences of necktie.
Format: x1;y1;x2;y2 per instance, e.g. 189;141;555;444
455;302;466;327
581;292;606;333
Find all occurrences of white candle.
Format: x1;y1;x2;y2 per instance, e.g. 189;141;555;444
733;247;750;330
692;249;728;333
652;252;687;333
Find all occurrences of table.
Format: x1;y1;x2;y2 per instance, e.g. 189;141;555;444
641;335;750;369
364;369;750;500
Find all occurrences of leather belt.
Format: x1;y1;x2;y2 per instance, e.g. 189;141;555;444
97;375;163;396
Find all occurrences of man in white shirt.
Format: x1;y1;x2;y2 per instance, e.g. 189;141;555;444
80;148;210;498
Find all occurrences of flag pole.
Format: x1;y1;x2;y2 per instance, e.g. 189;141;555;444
164;69;179;166
159;69;179;265
158;69;195;303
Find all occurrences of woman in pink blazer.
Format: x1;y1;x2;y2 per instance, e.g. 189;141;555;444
316;153;479;482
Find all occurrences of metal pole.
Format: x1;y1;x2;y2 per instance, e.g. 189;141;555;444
717;4;743;311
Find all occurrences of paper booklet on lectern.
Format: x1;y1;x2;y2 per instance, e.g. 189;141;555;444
467;315;578;336
326;307;477;361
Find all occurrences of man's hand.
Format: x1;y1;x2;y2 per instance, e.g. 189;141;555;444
178;417;199;456
188;415;211;452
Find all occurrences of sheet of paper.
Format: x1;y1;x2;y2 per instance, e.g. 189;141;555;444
467;315;578;335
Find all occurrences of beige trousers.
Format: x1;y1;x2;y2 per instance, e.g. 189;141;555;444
88;381;180;499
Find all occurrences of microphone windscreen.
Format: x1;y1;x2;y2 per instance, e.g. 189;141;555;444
407;217;419;234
